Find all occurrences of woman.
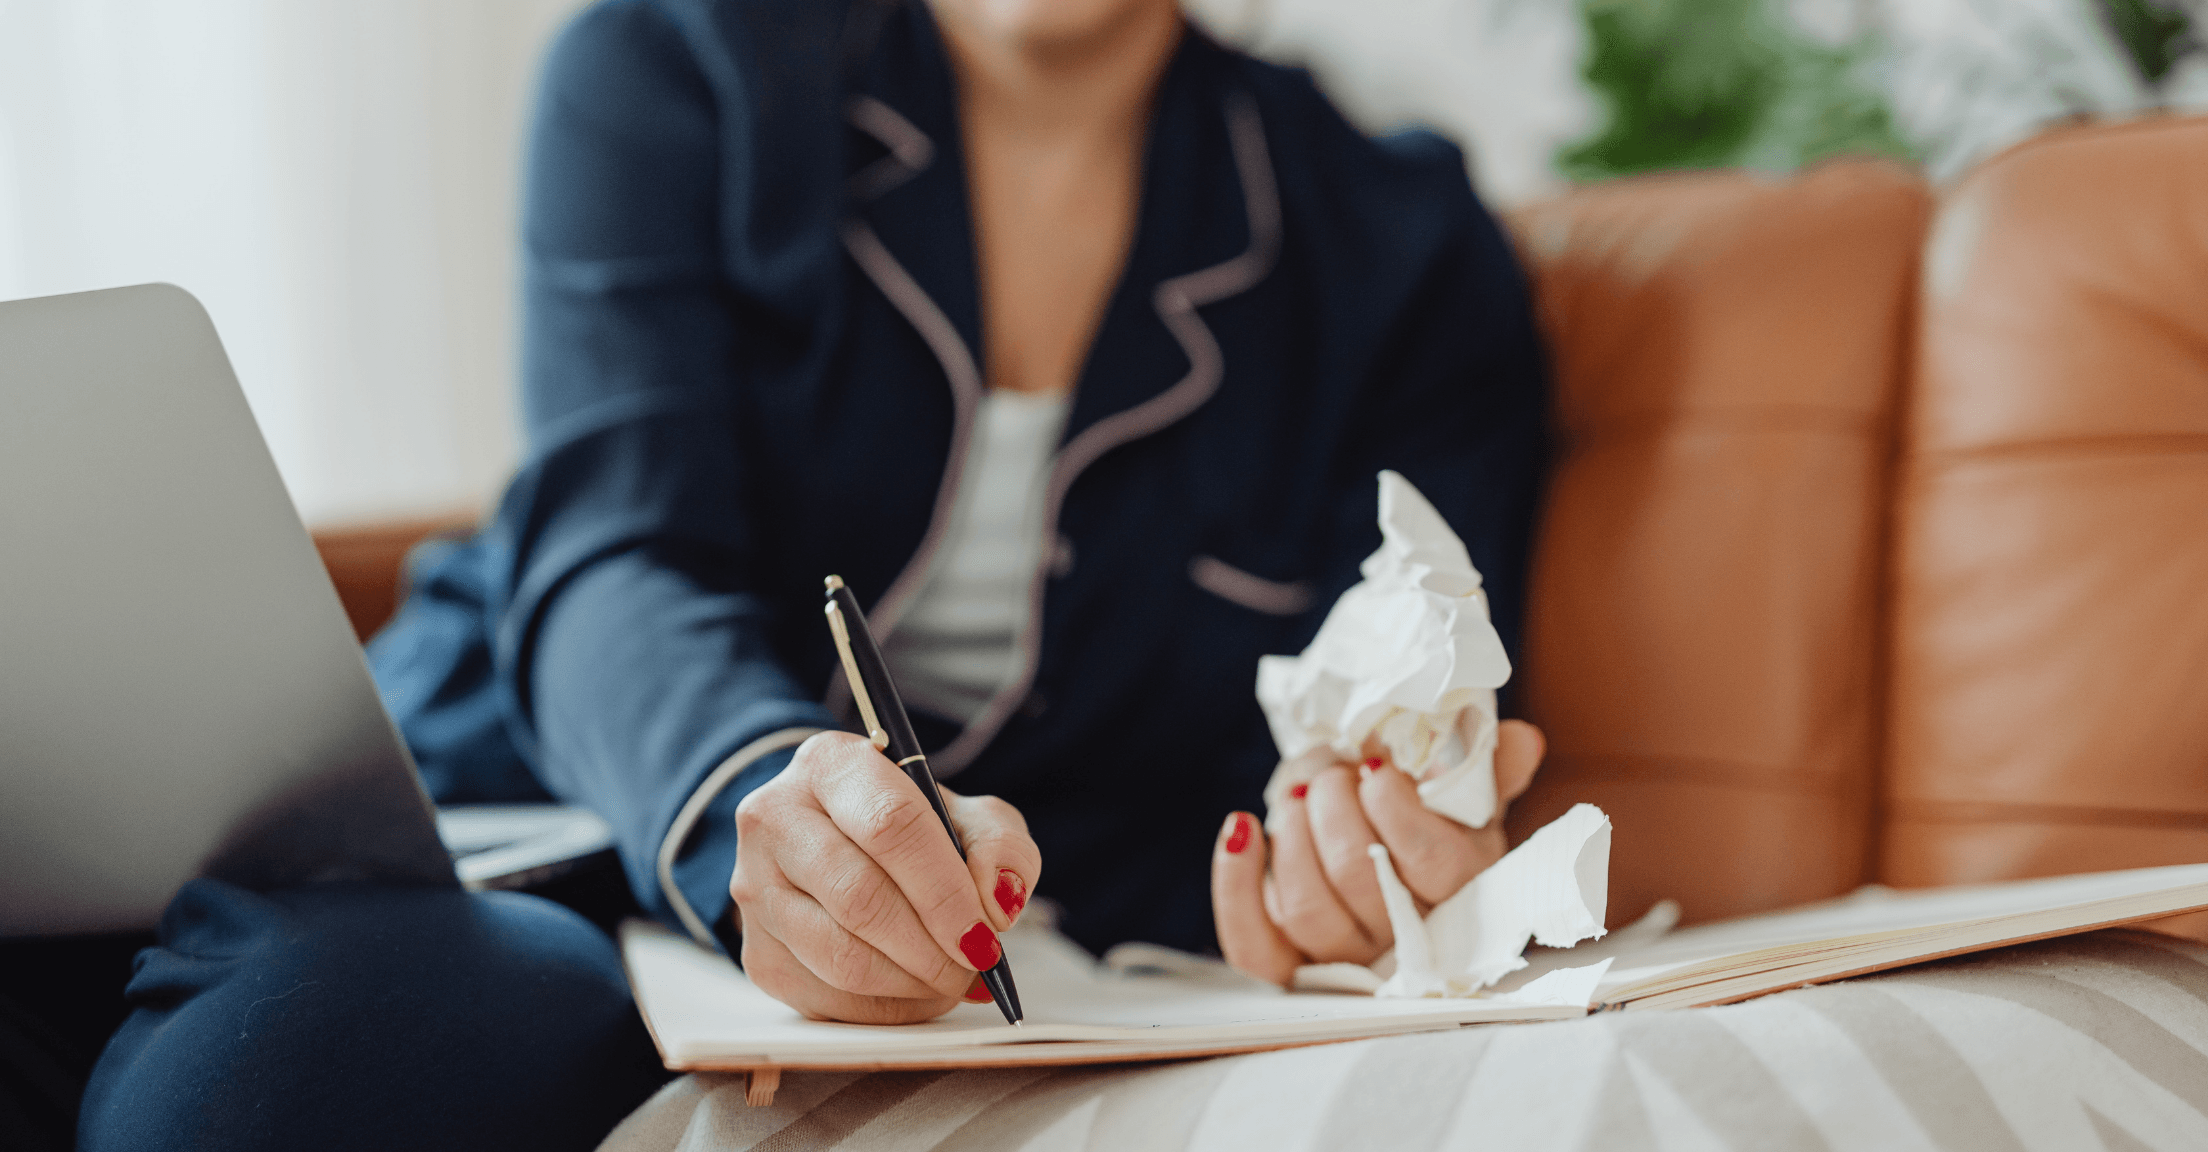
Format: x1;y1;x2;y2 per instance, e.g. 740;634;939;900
465;0;1552;1023
65;3;1549;1147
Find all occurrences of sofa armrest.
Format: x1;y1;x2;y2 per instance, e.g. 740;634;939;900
311;512;478;641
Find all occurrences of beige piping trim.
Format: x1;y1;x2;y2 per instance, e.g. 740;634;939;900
839;89;1281;776
846;95;933;201
836;219;985;642
1189;554;1314;616
832;98;987;723
656;725;825;947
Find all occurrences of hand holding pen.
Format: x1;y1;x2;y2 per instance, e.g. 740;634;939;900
724;578;1038;1025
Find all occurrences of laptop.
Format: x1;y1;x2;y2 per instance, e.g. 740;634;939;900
0;284;457;937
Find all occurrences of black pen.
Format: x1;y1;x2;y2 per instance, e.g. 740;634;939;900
822;575;1023;1026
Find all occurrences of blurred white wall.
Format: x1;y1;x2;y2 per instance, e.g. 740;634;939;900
1195;0;2208;195
1187;0;1595;206
1869;0;2195;179
0;0;583;526
4;0;2200;524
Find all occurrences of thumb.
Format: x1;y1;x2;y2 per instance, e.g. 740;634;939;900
1211;811;1304;987
1494;720;1545;806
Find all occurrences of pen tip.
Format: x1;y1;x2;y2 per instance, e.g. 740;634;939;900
824;574;844;591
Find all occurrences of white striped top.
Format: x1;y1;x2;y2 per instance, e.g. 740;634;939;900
881;389;1072;724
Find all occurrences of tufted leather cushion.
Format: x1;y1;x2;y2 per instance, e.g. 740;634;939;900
1883;116;2208;905
1505;162;1930;927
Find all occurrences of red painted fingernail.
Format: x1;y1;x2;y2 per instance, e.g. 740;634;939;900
1364;757;1384;769
959;922;1001;970
964;975;992;1003
994;870;1026;918
1289;783;1309;800
1223;812;1254;854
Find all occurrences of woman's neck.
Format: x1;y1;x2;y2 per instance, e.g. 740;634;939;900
926;0;1183;395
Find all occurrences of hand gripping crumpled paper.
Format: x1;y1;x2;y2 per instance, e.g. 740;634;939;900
1255;471;1611;999
1255;470;1511;828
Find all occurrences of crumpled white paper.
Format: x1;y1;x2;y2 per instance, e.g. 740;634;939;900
1255;471;1512;827
1259;471;1612;1002
1373;803;1611;997
1288;804;1612;1000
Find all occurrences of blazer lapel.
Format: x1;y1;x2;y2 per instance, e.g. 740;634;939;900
853;17;1271;447
846;5;983;379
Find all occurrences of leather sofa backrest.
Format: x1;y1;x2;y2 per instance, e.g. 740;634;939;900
1884;116;2208;900
1507;161;1930;927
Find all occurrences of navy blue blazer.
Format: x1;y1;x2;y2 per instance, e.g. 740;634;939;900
369;0;1549;957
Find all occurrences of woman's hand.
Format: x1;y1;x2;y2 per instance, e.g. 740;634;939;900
729;731;1041;1023
1211;719;1546;985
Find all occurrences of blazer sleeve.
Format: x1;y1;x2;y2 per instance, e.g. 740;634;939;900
489;0;833;948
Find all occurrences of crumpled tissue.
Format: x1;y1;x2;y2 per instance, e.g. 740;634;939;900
1289;804;1613;999
1256;471;1612;1000
1255;470;1512;828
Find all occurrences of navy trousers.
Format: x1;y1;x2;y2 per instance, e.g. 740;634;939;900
45;879;669;1151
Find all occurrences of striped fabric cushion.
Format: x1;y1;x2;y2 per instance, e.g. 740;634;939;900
600;929;2208;1151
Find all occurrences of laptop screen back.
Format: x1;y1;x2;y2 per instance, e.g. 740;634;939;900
0;284;453;937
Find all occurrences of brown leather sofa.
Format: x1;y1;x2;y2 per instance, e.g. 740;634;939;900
318;114;2208;934
1508;114;2208;933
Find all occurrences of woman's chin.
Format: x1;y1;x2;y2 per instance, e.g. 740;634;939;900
932;0;1175;56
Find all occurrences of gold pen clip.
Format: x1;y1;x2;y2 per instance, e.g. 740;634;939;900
823;591;890;752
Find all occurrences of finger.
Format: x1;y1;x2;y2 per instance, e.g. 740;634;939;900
1495;720;1546;805
1359;760;1492;906
944;788;1043;932
810;734;1001;975
1303;766;1392;944
1211;810;1303;986
741;850;949;999
1263;747;1339;833
739;922;959;1025
1268;784;1379;963
761;805;970;997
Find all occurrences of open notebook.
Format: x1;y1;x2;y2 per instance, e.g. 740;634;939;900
623;861;2208;1075
622;919;1601;1073
1586;861;2208;1011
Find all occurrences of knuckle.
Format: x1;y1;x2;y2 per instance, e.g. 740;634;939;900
798;729;865;762
909;880;974;936
818;931;884;994
733;791;772;837
1274;896;1365;964
792;732;868;785
741;939;805;1003
915;951;967;996
1313;845;1372;891
1274;886;1333;935
728;865;764;908
1386;832;1444;879
1315;828;1365;873
852;793;936;862
1321;856;1369;898
818;860;900;936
